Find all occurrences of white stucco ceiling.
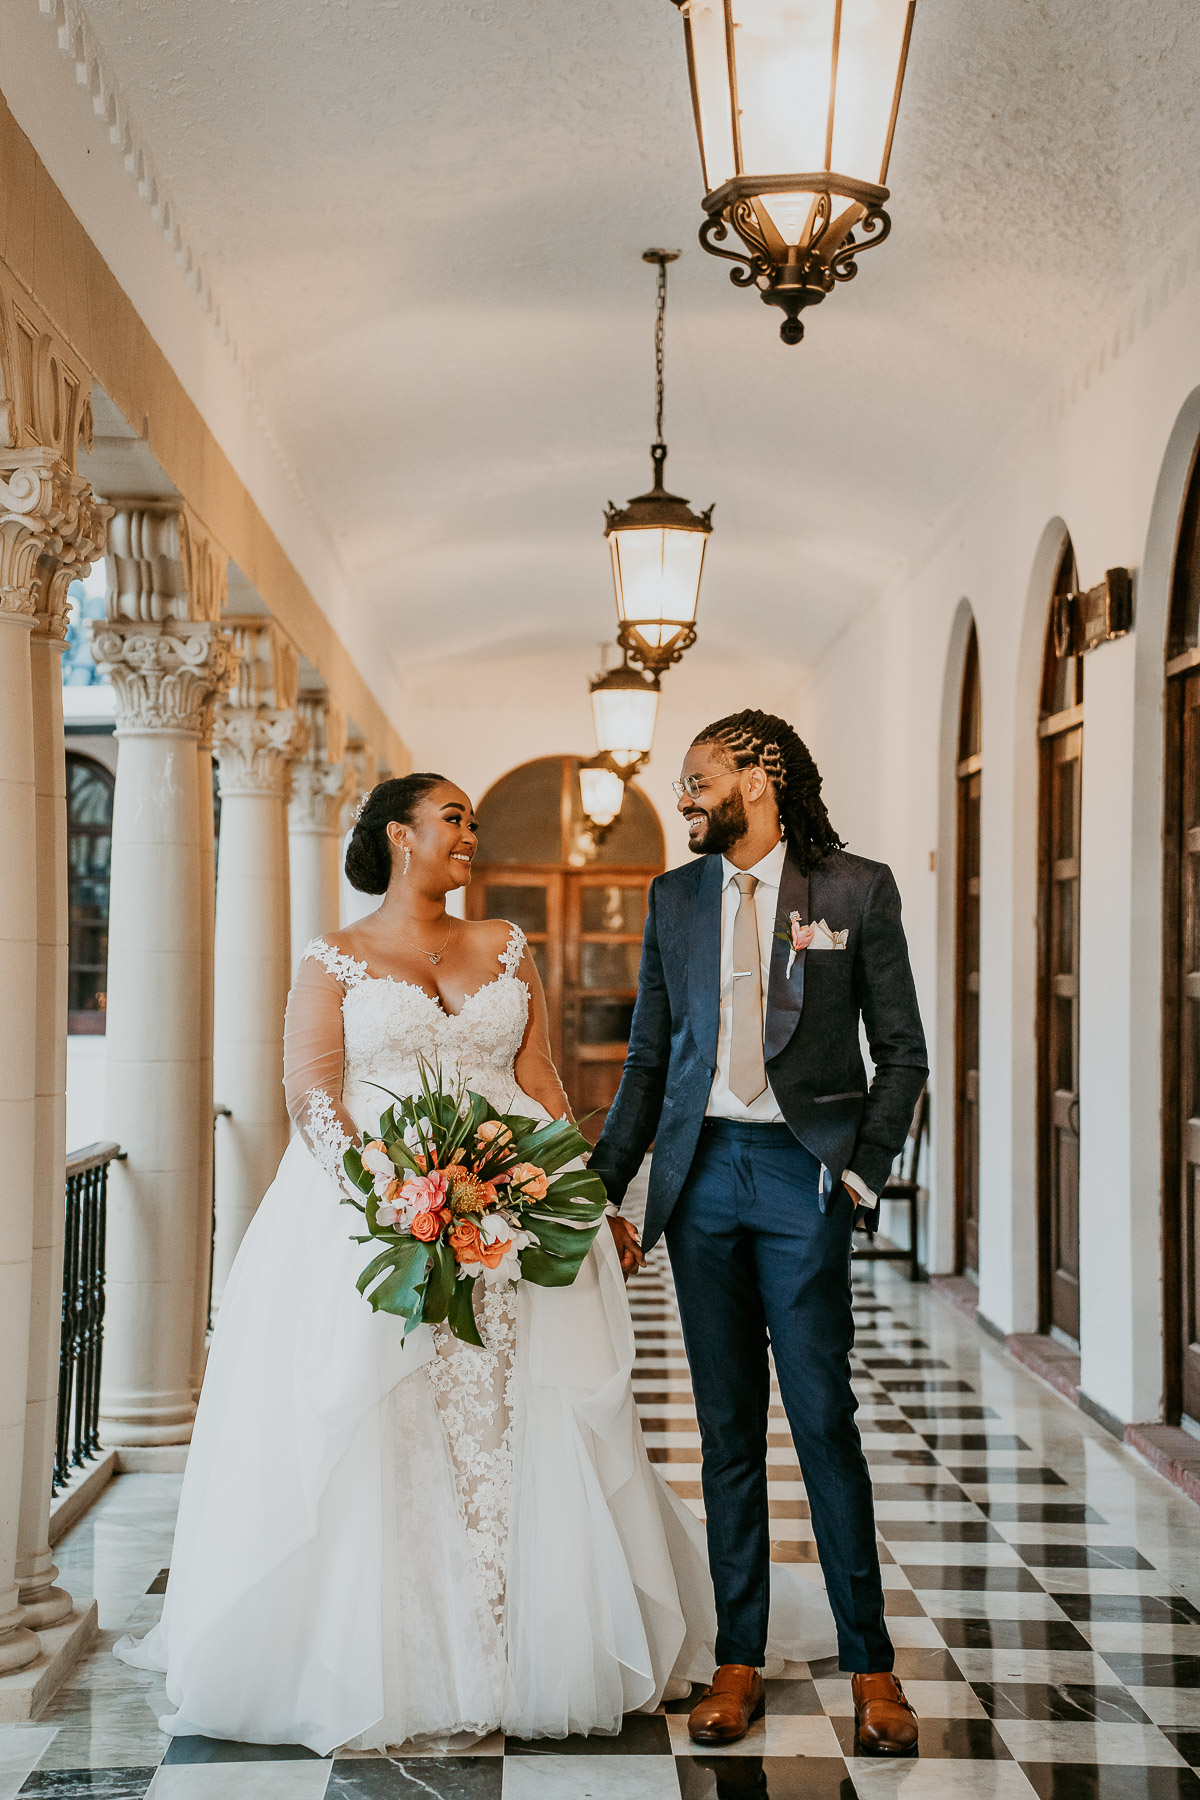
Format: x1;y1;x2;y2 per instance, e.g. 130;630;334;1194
34;0;1200;698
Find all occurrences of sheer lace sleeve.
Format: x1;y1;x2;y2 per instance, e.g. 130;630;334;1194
510;933;572;1122
284;944;359;1186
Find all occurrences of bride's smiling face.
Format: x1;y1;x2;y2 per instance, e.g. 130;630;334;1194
387;782;477;893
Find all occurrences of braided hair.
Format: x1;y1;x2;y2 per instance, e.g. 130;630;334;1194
691;710;845;872
344;773;449;894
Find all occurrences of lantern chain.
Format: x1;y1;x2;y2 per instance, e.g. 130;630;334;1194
653;254;667;449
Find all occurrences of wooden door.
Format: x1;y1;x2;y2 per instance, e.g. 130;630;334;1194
954;629;982;1277
562;873;652;1143
1166;668;1200;1421
1039;721;1083;1342
1165;453;1200;1424
468;870;564;1064
1037;544;1083;1344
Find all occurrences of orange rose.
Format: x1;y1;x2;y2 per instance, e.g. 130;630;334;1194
476;1232;511;1270
448;1219;483;1263
476;1119;513;1150
411;1209;442;1243
507;1162;550;1202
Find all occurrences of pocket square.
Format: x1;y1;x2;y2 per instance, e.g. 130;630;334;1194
808;918;848;951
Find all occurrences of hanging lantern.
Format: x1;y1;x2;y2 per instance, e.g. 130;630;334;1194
578;758;627;831
671;0;918;344
590;658;661;771
605;250;713;675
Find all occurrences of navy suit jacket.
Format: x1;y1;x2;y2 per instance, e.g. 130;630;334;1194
588;845;929;1250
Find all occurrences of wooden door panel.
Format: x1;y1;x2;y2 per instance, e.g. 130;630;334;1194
1173;673;1200;1419
955;760;981;1277
1039;722;1082;1343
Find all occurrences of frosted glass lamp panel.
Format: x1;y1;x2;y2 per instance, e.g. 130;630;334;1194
683;0;738;189
830;0;913;183
731;0;835;178
579;766;625;829
591;685;659;768
610;529;706;643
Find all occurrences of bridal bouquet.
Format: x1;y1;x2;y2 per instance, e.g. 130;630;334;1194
342;1058;608;1346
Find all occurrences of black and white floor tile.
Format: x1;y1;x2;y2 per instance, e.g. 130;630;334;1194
6;1249;1200;1799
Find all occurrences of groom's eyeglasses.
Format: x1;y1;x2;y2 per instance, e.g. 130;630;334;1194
672;773;736;799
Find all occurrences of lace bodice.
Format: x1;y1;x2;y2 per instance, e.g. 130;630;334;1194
307;925;529;1124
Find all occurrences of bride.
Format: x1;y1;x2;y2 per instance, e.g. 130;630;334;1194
117;772;835;1752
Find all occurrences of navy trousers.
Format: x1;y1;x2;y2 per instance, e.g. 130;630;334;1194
665;1118;893;1672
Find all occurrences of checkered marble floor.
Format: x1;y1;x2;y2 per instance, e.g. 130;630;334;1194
7;1252;1200;1799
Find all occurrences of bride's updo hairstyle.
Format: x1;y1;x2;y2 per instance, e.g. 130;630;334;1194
344;773;449;894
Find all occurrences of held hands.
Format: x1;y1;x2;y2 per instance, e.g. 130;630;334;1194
606;1213;646;1281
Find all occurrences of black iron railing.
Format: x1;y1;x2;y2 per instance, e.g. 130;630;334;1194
55;1141;121;1494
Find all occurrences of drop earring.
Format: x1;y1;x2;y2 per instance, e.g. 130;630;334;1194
403;845;412;876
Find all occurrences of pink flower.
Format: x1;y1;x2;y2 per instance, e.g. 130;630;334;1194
789;913;817;952
398;1169;450;1216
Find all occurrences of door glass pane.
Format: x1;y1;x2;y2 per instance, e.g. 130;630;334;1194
580;942;642;989
483;885;547;936
581;885;645;934
579;999;636;1045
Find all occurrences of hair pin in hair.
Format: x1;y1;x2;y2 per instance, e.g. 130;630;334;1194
352;791;369;824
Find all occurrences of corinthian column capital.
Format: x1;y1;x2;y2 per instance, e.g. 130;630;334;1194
290;692;349;833
0;449;112;629
213;709;309;797
89;619;238;738
340;733;380;832
214;617;307;797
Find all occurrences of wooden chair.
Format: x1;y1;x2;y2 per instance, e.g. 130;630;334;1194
851;1089;928;1283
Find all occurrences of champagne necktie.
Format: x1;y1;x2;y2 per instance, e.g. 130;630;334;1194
729;871;767;1104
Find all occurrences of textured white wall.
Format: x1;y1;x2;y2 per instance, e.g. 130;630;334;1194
792;251;1200;1425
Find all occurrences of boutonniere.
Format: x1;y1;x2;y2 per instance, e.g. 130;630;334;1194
774;909;816;979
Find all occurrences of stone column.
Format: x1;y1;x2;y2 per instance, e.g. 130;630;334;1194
16;479;109;1632
338;733;378;927
0;460;44;1677
211;619;306;1307
92;503;234;1445
187;534;229;1397
289;690;348;967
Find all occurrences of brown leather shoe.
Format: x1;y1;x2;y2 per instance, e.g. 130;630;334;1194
687;1665;765;1743
851;1671;919;1755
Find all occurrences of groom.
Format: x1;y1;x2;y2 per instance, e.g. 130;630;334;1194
592;710;928;1756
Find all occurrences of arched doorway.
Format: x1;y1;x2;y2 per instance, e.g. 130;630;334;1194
1164;443;1200;1424
1037;538;1083;1343
65;751;115;1035
467;756;665;1139
954;623;982;1278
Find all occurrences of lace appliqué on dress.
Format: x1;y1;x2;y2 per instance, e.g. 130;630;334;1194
304;936;369;989
304;1087;352;1187
498;924;526;978
426;1282;518;1635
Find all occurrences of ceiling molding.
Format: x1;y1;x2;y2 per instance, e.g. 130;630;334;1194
33;0;310;510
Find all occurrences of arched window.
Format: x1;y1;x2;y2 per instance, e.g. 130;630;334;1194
1037;539;1082;1345
467;756;665;1139
954;624;981;1278
66;753;114;1034
1164;444;1200;1424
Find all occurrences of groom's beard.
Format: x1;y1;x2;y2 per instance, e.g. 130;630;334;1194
685;787;749;857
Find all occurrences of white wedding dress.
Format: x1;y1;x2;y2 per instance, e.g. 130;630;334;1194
116;924;835;1753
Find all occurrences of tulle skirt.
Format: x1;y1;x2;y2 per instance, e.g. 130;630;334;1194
116;1108;836;1752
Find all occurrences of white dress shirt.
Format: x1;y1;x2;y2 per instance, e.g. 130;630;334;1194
704;837;876;1206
